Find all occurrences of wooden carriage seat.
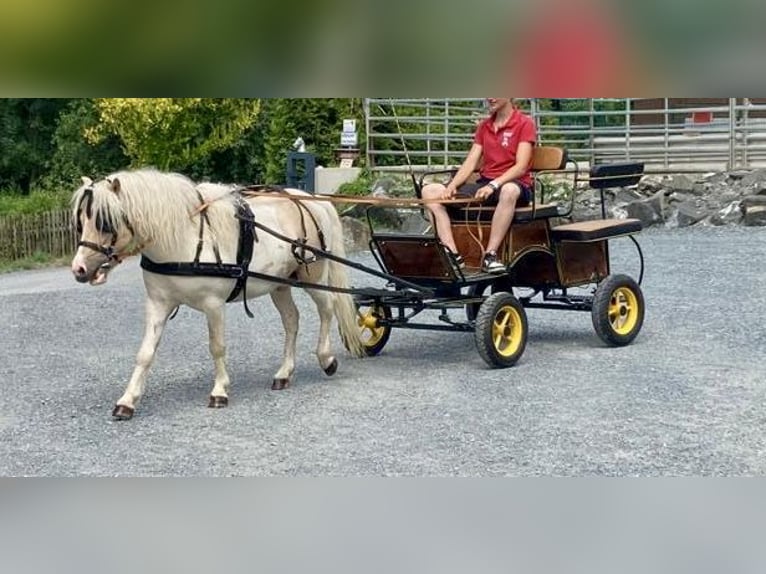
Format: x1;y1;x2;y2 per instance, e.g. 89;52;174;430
447;145;567;223
550;160;644;243
550;218;642;242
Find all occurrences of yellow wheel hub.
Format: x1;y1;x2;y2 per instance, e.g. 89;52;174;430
608;287;639;335
358;308;385;346
492;305;523;357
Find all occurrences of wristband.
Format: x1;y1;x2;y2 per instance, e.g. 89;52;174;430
488;181;500;192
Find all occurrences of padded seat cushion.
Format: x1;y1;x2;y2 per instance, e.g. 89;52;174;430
551;218;642;242
449;203;560;223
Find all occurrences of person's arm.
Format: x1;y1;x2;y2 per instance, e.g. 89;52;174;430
474;141;534;200
444;143;483;198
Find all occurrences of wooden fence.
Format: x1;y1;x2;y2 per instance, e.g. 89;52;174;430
0;210;77;261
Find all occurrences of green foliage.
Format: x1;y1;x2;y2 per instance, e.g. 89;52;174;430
336;169;374;197
0;190;70;215
87;98;261;171
0;99;72;192
263;99;365;183
45;99;128;188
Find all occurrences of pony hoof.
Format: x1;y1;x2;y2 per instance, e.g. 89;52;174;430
208;396;229;408
323;358;338;376
112;405;135;420
272;378;290;390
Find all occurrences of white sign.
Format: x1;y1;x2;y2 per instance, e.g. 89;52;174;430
342;119;357;133
340;132;358;147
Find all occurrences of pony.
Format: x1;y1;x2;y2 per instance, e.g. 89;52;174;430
71;168;364;420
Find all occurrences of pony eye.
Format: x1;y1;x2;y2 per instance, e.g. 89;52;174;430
94;213;114;234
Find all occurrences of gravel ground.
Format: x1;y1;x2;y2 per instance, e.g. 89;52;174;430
0;226;764;476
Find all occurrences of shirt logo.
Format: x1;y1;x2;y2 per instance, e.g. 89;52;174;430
501;131;513;148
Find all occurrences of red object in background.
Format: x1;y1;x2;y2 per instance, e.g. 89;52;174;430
692;111;713;123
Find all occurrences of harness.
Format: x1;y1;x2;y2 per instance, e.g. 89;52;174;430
139;187;325;319
76;185;138;264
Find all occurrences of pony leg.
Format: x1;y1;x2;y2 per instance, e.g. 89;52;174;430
113;297;176;420
269;287;298;390
305;289;339;376
205;303;230;408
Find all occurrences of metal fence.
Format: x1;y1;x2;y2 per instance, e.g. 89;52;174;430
365;98;766;173
0;210;76;261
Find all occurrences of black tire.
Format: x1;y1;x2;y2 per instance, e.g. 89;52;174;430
591;274;645;346
356;303;392;356
465;278;514;322
474;292;528;368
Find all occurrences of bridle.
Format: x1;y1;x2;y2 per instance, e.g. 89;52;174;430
76;184;138;265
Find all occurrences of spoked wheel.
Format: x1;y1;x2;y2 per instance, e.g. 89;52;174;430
357;303;392;356
474;292;528;368
591;274;645;346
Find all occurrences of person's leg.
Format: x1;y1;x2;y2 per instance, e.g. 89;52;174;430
486;182;522;254
421;182;459;254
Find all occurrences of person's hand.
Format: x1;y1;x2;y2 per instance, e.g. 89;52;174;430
442;182;458;200
475;185;494;201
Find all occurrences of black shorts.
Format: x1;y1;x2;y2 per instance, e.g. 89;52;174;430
456;177;533;207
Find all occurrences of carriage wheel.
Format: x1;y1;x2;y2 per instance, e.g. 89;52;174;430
466;278;514;322
591;274;645;346
357;303;392;356
474;292;527;368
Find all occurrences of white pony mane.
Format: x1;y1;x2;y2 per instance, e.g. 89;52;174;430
72;169;239;254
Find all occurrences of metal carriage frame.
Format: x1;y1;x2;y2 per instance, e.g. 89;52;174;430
352;146;647;367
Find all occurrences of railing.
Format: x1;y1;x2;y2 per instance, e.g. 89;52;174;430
0;210;76;261
366;98;766;173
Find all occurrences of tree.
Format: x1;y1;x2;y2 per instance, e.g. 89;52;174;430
0;99;71;192
46;99;128;188
86;98;261;171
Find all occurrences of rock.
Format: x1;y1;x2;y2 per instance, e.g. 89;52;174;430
608;187;644;205
740;169;766;188
708;201;742;226
341;216;371;252
743;205;766;226
667;174;696;194
674;202;707;228
741;195;766;209
726;170;750;181
637;175;664;194
371;177;396;196
625;199;663;227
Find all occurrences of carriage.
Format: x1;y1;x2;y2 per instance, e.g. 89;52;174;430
71;146;645;419
354;145;646;367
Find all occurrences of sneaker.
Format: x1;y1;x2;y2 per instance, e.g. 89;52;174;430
482;251;506;274
445;249;465;271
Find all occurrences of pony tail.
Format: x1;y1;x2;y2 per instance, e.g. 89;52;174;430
325;213;365;358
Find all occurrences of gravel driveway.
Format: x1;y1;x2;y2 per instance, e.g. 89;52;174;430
0;226;764;476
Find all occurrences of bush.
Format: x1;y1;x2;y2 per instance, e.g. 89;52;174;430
0;189;71;215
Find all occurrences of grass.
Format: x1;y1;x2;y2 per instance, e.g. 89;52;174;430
0;252;70;274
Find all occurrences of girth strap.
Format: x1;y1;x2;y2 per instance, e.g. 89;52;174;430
141;195;258;318
228;196;257;317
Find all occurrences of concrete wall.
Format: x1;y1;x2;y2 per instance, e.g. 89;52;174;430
314;167;362;195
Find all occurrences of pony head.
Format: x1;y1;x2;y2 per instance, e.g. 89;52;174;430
71;175;133;285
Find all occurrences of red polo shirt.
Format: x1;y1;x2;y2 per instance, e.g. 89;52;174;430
474;109;537;186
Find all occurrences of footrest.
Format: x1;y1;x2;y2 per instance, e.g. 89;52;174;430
551;218;642;242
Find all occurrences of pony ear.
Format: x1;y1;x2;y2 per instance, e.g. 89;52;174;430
107;177;121;194
81;176;93;187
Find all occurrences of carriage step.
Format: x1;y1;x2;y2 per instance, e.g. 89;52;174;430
550;218;642;243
